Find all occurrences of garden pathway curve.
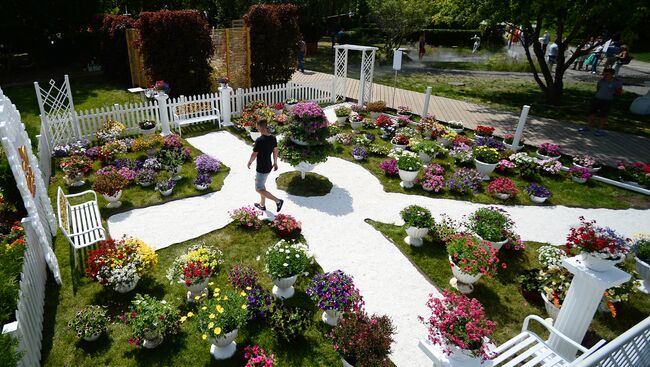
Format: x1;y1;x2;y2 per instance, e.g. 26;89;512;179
108;131;650;367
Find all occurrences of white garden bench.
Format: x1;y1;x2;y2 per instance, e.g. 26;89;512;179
171;97;221;136
57;187;106;267
419;315;606;367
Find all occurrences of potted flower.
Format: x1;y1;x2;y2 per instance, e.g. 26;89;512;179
379;159;398;176
473;146;500;180
538;159;563;176
351;146;367;161
218;76;230;87
419;290;496;360
465;207;515;250
166;243;224;301
617;161;650;187
272;102;285;114
60;155;93;186
334;106;352;126
264;240;311;299
92;172;128;208
449;143;473;164
196;288;249;359
502;133;524;151
156;173;177;196
307;270;361;326
396;105;412;116
487;178;518;200
538;265;572;320
446;168;483;195
411;140;446;164
158;148;187;179
366;100;386;120
195;154;221;174
447;120;464;134
393;151;422;188
437;131;456;147
138;120;157;135
96;119;125;143
86;237;158;293
285;98;298;112
229;206;262;229
634;233;650;290
375;114;393;129
526;184;551;203
349;112;364;132
135;169;157;187
447;234;501;293
268;213;302;238
391;134;410;150
537;142;561;160
573;154;602;173
569;166;593;184
68;305;109;342
124;294;180;349
194;174;212;190
565;217;630;272
419;164;445;193
474;125;495;137
329;312;395;366
244;345;275;366
517;269;543;304
400;205;434;246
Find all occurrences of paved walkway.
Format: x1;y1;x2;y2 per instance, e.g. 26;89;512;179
108;131;650;365
292;71;650;166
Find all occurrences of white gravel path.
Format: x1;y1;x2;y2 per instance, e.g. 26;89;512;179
107;131;650;367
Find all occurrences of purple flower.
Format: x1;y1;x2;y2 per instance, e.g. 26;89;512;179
379;159;398;175
446;168;482;195
474;136;505;151
351;146;368;159
194;154;221;174
193;173;212;186
526;184;551;198
85;146;101;160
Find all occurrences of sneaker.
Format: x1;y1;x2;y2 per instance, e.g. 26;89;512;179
276;199;284;212
578;127;590;132
254;203;266;211
594;129;605;137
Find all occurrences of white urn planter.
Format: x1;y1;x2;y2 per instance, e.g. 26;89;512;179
579;252;624;272
635;257;650;293
272;274;298;299
140;127;156;136
541;292;561;321
477;235;508;251
103;190;123;209
536;151;560;161
295;161;316;179
159;188;173;196
113;276;139;293
473;159;497;181
83;333;101;342
341;357;354;367
195;183;209;191
210;329;238;359
290;137;309;146
405;226;429;247
418;151;433;165
350;120;363;132
447;343;479;362
139;181;154;188
184;278;209;302
143;334;163;349
503;142;523;151
530;195;548;204
495;193;510;200
398;169;419;189
392;143;407;150
352;154;365;161
64;174;85;187
572;176;588;184
322;309;343;326
250;131;261;141
170;165;182;180
449;257;482;294
336;116;347;126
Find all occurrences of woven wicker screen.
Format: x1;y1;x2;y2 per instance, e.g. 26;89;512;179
125;28;148;87
210;27;251;89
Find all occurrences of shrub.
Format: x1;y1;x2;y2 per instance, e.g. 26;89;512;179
98;14;136;84
393;151;421;171
465;207;515;242
0;334;20;367
68;305;109;339
335;107;351;117
328;312;395;366
268;303;312;342
123;294;180;346
245;4;300;86
228;264;258;290
137;10;213;96
264;240;311;279
400;205;434;228
366;101;386;112
538;246;567;267
244;345;275;366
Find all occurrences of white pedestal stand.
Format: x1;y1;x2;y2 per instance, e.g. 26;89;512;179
155;93;172;136
219;86;233;126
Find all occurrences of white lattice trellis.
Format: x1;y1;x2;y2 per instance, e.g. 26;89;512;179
34;75;79;147
333;45;377;106
0;87;61;283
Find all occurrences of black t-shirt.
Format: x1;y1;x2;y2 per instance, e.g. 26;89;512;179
253;134;277;173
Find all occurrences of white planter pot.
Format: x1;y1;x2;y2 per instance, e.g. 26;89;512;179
159;188;173;196
495;193;510;200
336;116;347;126
398;169;419;189
635;257;650;293
392;143;407;150
436;137;451;147
146;148;157;157
271;274;298;299
541;292;561;321
290;137;309;146
503;142;523;151
529;195;548;204
184;277;210;302
573;162;602;174
579;252;624;272
140;127;156;136
418;151;432;165
295;161;316;179
249;131;261;141
370;112;382;120
477;235;508;251
195;183;209;191
449;257;482;294
64;175;85;187
536;151;560;161
352;155;365;161
322;309;342;326
350;120;363;131
285;103;296;113
143;335;163;349
139;181;154;188
341;357;354;367
447;343;480;362
210;329;238;359
405;226;429;247
170;165;182;180
572;176;588;184
83;333;101;342
113;276;139;293
474;159;497;181
102;190;123;208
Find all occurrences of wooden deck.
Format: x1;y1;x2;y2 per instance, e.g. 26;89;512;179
292;71;650;165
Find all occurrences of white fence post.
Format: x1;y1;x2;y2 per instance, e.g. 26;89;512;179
155;93;172;136
512;105;530;148
287;81;294;99
421;86;432;118
219;86;233;126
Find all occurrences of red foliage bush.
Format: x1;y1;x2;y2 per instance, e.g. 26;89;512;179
245;4;300;86
137;10;213;96
98;14;136;84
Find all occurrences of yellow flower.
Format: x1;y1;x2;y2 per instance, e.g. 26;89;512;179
208;322;214;328
239;291;247;297
213;327;222;335
209;313;216;319
245;286;252;291
208;282;214;286
180;316;187;323
216;305;225;314
194;295;200;300
202;334;207;340
187;312;194;318
241;304;247;310
214;288;221;293
223;296;228;300
202;306;207;310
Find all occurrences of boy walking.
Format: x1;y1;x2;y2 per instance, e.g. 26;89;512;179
247;119;284;212
580;68;623;136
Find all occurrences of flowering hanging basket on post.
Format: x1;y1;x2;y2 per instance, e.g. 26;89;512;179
565;217;630;272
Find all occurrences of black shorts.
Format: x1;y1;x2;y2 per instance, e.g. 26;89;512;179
589;98;611;117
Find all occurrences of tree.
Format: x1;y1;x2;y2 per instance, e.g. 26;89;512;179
430;0;649;104
367;0;433;56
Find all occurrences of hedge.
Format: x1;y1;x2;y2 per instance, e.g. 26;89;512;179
245;4;300;86
97;14;136;84
137;10;213;96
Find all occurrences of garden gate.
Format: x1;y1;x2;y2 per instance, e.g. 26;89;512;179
34;75;80;145
333;44;377;106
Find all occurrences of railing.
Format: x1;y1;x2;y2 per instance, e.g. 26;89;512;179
233;80;334;115
574;316;650;367
75;100;160;140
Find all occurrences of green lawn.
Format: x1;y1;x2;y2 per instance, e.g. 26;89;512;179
632;52;650;63
276;172;333;197
366;220;650;346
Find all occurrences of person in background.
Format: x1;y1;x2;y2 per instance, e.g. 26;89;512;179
471;34;481;53
337;28;345;45
603;42;620;69
247;118;284;212
330;30;336;48
614;45;630;76
580;68;623;136
573;37;593;70
547;42;558;72
588;39;604;74
297;36;306;73
418;33;426;61
542;31;550;54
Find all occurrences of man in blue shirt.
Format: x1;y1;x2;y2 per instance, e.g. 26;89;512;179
247;119;284;212
580;68;623;136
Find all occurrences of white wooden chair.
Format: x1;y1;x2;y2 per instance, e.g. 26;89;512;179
419;315;606;367
57;187;106;267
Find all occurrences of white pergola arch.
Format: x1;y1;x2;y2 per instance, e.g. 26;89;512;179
333;44;377;107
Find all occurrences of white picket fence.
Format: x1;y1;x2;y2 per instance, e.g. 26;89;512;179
232;80;334;114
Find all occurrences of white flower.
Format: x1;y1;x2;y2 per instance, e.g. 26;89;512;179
256;255;261;261
283;263;289;267
295;254;300;258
